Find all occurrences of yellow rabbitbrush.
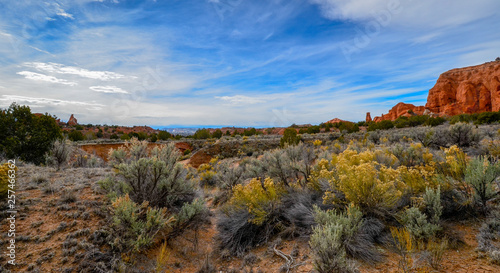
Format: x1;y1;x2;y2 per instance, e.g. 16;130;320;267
0;163;17;201
322;149;405;213
230;177;284;225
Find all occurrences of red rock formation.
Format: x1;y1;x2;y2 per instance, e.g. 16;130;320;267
373;60;500;122
373;103;425;122
425;61;500;115
366;112;372;123
326;118;350;124
68;114;78;126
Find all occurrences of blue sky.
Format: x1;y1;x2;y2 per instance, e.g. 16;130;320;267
0;0;499;127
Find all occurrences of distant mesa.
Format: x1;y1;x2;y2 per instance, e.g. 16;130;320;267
326;118;350;124
68;114;78;126
373;59;500;121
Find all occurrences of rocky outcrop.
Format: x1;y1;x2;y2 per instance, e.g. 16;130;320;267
373;103;426;122
68;114;78;126
373;60;500;121
326;118;350;124
366;112;372;123
425;61;500;115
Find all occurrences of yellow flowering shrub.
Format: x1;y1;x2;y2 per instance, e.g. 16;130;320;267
198;159;218;186
0;163;17;201
441;145;468;180
230;177;284;225
481;139;500;158
313;139;322;146
324;149;405;212
308;158;335;191
399;165;437;194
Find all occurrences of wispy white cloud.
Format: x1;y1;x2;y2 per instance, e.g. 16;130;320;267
16;71;78;86
216;95;266;105
0;95;104;110
310;0;500;29
23;62;125;81
90;85;129;94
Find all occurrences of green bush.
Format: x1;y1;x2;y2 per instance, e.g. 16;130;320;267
212;129;223;138
280;128;300;147
367;120;394;131
193;129;211;139
0;103;62;164
157;130;172;140
68;130;84;141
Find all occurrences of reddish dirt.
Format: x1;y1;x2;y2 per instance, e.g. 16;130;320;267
0;166;111;272
79;142;192;162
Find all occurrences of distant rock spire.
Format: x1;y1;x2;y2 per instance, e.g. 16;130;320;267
68;114;78;126
365;112;372;123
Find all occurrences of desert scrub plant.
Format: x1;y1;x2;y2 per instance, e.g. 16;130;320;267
229;177;284;225
310;204;381;273
465;156;500;210
280;128;300;147
399;188;443;244
477;209;500;263
216;177;287;256
323;148;405;216
170;198;209;237
110;194;174;252
0;162;16;202
198;160;217;187
400;207;440;242
312;205;382;264
45;138;74;170
285;143;316;187
102;140;196;208
213;160;245;205
436;145;468;181
447;122;480;148
390;143;435;167
390;227;413;273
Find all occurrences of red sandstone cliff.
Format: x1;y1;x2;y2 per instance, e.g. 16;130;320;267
425;61;500;115
373;103;425;122
373;60;500;121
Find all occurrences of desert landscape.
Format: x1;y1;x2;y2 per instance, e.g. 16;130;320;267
1;60;500;272
1;1;500;272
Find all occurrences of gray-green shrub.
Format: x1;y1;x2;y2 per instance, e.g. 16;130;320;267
465;157;500;209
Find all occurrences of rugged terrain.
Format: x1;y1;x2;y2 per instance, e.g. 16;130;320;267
374;60;500;121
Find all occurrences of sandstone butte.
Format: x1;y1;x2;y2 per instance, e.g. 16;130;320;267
373;60;500;122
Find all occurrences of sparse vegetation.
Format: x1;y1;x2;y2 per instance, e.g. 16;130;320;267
4;104;500;272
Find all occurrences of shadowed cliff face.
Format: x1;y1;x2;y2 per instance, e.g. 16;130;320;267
373;60;500;122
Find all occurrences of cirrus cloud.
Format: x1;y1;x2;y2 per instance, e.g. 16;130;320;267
16;71;78;86
23;62;126;81
89;85;129;94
